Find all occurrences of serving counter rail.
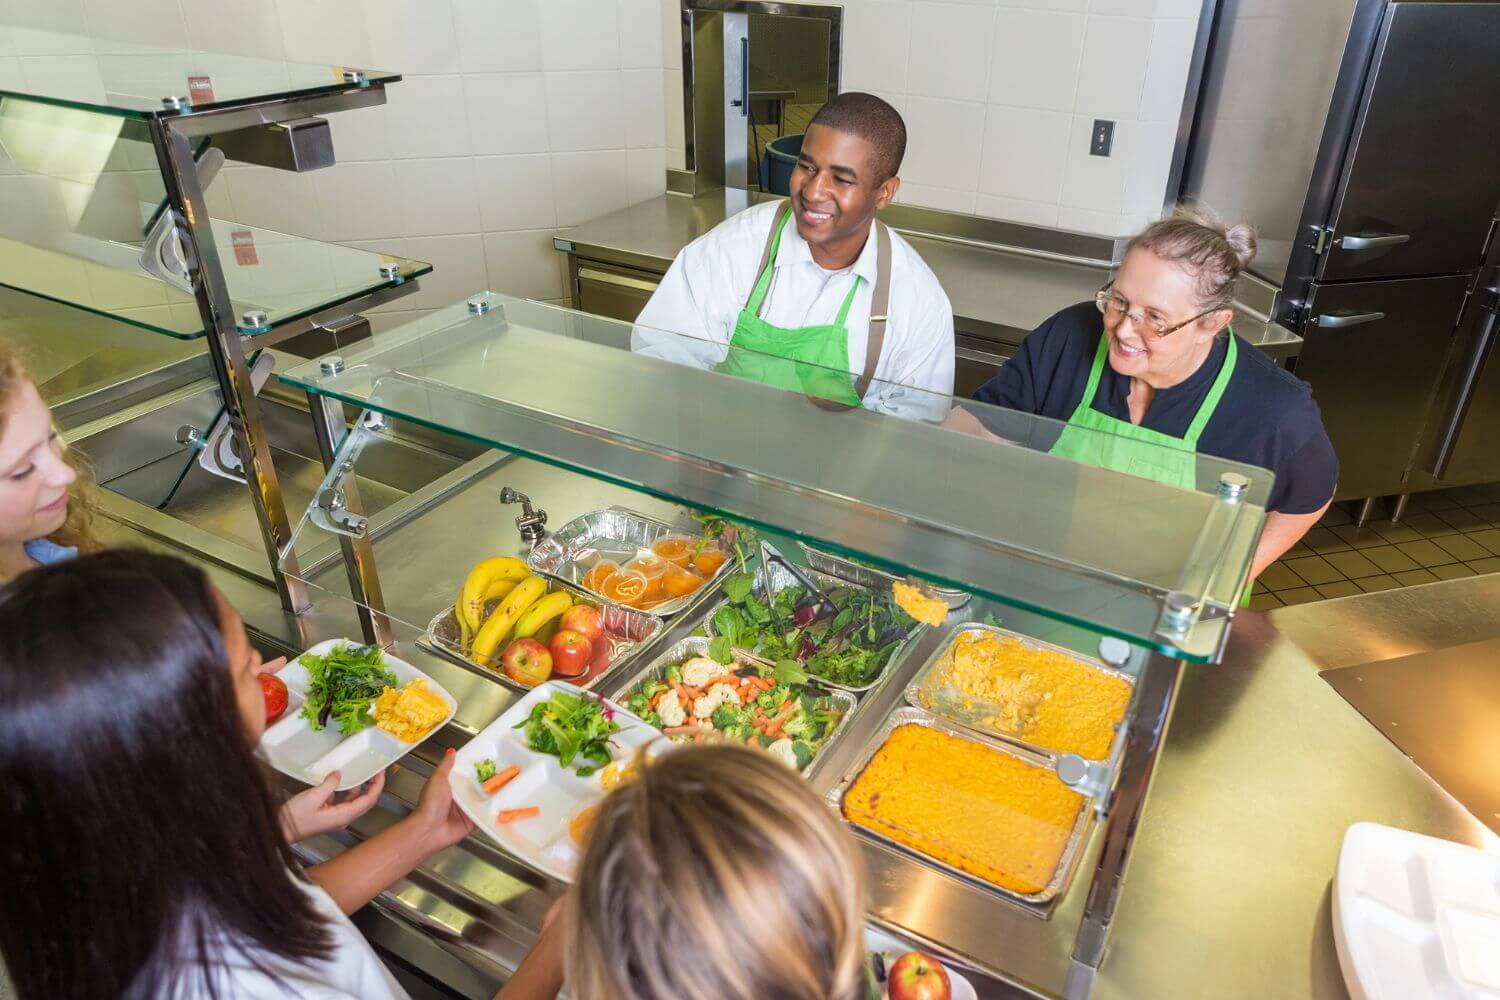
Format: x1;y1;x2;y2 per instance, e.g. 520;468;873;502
258;291;1278;997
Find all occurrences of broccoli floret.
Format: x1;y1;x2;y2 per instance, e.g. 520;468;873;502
756;686;785;714
625;692;651;718
665;664;682;684
729;723;754;742
780;711;815;740
642;680;669;699
791;741;814;769
711;704;741;730
474;758;496;783
643;711;662;729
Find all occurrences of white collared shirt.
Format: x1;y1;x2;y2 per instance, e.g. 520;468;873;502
632;201;956;420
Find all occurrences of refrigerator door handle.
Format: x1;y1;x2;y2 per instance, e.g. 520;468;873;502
1311;310;1386;328
1336;233;1411;251
1429;296;1500;478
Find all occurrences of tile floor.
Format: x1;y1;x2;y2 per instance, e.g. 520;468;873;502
1249;483;1500;610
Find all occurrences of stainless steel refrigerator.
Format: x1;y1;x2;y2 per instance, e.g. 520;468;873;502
1181;0;1500;500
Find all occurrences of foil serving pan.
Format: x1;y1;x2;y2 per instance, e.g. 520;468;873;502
826;706;1093;911
528;507;735;618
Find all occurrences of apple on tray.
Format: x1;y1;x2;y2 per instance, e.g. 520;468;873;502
260;671;289;725
559;604;605;645
887;952;951;1000
549;629;594;678
501;638;553;687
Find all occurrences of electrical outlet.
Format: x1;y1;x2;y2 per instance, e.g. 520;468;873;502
1090;119;1115;157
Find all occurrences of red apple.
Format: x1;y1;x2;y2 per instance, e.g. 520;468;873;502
260;672;288;725
501;638;552;687
559;603;605;645
549;629;593;677
888;952;950;1000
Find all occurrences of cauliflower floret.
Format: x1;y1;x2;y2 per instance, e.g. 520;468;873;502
766;737;798;769
693;682;742;719
656;689;686;728
680;657;721;688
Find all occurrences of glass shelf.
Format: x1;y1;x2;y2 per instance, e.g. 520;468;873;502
278;294;1271;662
0;227;431;341
0;21;397;119
0;95;430;339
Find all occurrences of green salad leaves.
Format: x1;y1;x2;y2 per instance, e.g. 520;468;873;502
515;690;620;776
706;571;916;687
299;642;398;736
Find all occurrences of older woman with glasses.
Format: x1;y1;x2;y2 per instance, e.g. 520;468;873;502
970;205;1337;584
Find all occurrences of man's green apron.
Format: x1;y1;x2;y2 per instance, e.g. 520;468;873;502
1050;330;1255;606
717;201;891;406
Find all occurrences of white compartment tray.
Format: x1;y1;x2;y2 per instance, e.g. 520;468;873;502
451;681;662;884
1334;821;1500;1000
257;639;456;791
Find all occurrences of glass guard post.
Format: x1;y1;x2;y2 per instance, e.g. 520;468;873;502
148;113;308;613
303;367;393;647
1069;647;1185;981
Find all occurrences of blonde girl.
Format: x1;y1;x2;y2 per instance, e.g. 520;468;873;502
501;743;870;1000
0;338;98;582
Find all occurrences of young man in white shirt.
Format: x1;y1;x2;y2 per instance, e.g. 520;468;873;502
632;93;955;420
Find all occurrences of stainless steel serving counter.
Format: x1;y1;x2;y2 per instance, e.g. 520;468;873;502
97;457;1485;1000
555;191;1304;392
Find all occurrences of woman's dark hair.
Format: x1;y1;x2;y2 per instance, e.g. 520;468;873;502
0;550;333;999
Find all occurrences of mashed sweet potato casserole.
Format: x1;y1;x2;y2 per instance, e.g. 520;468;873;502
920;630;1131;759
842;723;1083;895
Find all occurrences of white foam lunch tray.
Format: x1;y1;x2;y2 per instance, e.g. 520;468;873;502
1334;821;1500;999
451;680;662;883
258;638;456;792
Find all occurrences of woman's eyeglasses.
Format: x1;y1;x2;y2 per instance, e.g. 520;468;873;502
1095;285;1216;338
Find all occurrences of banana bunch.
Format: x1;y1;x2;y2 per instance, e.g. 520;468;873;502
454;557;575;669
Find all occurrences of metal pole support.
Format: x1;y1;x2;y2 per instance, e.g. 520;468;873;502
1070;650;1186;976
303;353;393;648
147;115;309;613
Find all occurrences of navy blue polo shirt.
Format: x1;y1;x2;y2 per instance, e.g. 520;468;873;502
972;302;1338;515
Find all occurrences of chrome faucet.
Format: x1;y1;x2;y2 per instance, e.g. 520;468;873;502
500;487;547;545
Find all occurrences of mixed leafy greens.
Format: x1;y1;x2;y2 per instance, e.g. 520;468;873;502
706;570;918;687
621;657;844;770
514;690;620;776
299;642;398;736
689;514;758;571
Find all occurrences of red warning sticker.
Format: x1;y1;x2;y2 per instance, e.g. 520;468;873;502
187;75;215;104
231;230;258;266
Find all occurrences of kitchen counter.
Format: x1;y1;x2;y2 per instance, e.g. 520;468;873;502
556;191;1304;359
122;457;1483;1000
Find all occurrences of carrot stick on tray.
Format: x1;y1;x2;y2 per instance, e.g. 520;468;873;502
483;765;521;796
497;807;540;824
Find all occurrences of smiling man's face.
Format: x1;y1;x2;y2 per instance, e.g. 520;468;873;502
787;123;899;262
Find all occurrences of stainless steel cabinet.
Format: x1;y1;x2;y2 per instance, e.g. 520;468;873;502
1316;2;1500;284
570;258;661;323
1294;274;1470;498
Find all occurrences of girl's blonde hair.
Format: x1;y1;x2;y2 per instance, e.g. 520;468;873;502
0;339;99;553
1125;203;1258;312
566;744;868;1000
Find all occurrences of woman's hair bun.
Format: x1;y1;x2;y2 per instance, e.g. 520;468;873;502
1224;223;1258;270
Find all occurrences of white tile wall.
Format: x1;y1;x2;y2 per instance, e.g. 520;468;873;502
906;4;996;100
4;0;672;328
662;1;1202;237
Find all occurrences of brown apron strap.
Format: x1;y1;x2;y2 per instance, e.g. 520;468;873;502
752;201;794;319
855;221;892;401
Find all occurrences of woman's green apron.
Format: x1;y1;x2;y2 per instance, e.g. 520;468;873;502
716;202;891;406
1049;330;1255;606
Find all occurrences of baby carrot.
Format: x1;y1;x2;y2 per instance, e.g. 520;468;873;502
497;806;540;823
483;764;520;796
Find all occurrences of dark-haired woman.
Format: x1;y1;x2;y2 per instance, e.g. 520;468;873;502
0;550;473;998
0;336;389;843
